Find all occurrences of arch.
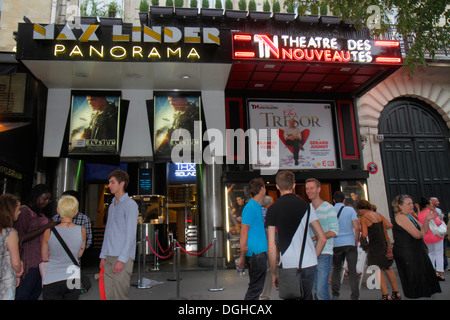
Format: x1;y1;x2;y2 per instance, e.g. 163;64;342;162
357;70;450;130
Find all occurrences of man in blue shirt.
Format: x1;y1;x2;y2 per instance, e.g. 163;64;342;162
331;191;360;300
237;178;268;300
99;169;139;300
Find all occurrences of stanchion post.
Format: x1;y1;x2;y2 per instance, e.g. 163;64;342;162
168;238;178;281
208;238;224;292
137;239;141;288
152;229;160;271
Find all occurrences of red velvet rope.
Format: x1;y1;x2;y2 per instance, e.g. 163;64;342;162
156;234;172;254
146;236;174;259
176;240;214;256
145;236;214;258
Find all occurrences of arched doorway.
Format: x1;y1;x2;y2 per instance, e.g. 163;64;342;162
379;98;450;217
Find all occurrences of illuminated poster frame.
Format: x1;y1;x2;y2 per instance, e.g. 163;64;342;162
153;93;202;157
68;91;121;155
248;100;338;170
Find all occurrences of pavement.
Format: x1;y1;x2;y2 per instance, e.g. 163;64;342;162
76;249;450;302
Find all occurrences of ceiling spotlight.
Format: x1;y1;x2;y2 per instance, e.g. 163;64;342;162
181;75;190;79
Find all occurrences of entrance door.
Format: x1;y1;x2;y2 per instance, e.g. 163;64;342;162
168;184;198;251
379;98;450;216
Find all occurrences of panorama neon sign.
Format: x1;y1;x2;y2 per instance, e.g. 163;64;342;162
32;24;221;61
232;33;401;64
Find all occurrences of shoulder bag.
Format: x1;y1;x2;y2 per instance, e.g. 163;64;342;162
51;227;91;293
278;205;311;300
429;219;447;238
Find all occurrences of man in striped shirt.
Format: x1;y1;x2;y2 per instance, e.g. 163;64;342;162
306;178;339;300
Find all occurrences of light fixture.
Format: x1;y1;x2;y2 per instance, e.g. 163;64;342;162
181;75;190;79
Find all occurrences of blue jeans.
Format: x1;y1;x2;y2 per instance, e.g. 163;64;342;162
244;252;267;300
313;254;332;300
299;265;317;300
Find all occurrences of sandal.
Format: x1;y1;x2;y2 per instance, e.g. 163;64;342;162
436;273;446;281
391;291;401;300
381;294;392;300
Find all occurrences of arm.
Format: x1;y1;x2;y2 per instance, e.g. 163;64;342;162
41;228;51;262
395;212;436;240
6;230;23;276
380;214;393;230
360;217;369;240
78;227;87;259
115;202;139;273
352;219;360;245
267;226;279;291
310;220;326;257
238;224;250;270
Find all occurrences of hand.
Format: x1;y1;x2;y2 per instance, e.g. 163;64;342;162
113;260;124;274
237;257;245;270
426;210;438;221
46;220;58;228
272;275;279;291
99;258;105;270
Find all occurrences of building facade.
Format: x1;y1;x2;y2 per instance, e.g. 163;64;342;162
4;0;449;268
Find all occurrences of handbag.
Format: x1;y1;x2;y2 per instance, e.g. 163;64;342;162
278;205;310;300
429;219;447;238
51;227;91;293
386;242;394;261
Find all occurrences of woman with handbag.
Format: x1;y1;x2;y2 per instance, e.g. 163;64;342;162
357;200;401;300
418;197;446;281
41;195;86;300
391;194;441;299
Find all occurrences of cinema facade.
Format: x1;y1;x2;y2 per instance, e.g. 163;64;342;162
14;11;409;267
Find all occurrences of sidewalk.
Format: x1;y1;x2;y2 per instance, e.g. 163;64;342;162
78;252;449;301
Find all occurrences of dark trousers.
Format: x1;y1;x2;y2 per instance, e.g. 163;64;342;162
43;280;80;300
286;139;301;161
331;245;359;300
244;252;267;300
15;267;42;300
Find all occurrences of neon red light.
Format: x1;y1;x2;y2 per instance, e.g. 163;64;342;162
255;34;280;59
374;40;400;47
234;34;252;41
234;51;256;58
376;57;401;63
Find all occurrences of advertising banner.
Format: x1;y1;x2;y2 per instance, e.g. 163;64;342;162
154;94;201;157
248;100;337;170
68;92;120;155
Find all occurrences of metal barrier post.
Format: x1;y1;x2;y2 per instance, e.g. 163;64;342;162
168;238;177;281
151;229;160;271
208;238;224;292
169;246;186;300
137;239;141;288
137;225;151;289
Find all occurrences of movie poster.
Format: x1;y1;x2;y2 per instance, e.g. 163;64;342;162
68;92;120;155
248;101;338;170
225;183;251;266
153;94;201;156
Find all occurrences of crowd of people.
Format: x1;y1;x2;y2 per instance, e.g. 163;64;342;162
0;169;138;300
0;168;447;300
238;170;446;300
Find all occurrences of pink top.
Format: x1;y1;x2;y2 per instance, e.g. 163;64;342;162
418;208;444;244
